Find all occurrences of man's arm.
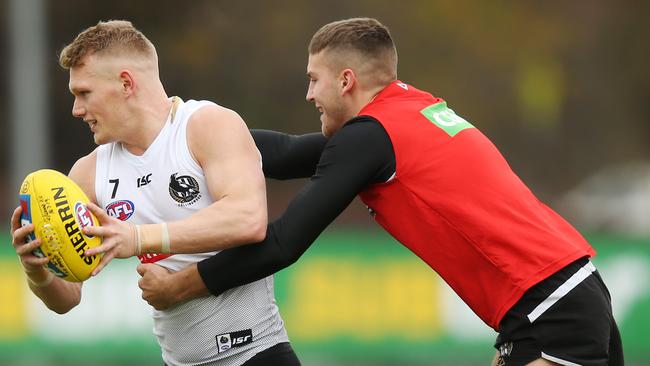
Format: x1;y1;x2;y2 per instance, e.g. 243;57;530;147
84;105;268;269
170;106;268;251
139;118;395;308
9;152;97;313
251;130;327;180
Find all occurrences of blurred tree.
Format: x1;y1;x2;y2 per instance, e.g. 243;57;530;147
2;0;648;222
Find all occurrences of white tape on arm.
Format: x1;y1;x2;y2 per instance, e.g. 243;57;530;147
161;222;171;254
135;224;143;255
27;270;55;288
138;223;170;254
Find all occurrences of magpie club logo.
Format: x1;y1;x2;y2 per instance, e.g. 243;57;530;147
169;173;202;205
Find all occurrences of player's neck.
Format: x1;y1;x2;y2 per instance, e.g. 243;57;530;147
348;83;387;118
121;93;174;156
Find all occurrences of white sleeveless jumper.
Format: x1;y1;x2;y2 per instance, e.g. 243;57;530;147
95;98;289;366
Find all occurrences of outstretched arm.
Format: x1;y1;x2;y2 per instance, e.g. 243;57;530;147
251;129;327;180
138;118;396;308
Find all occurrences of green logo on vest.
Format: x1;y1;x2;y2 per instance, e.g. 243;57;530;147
420;102;474;137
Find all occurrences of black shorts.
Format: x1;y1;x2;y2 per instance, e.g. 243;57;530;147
494;257;624;366
163;342;300;366
242;342;301;366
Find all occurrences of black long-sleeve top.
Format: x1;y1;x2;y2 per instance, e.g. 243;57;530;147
197;117;396;295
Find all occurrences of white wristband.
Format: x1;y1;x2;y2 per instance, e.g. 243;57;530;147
135;223;170;254
161;222;171;254
135;225;143;256
27;270;55;288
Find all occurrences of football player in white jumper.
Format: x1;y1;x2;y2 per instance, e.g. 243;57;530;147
10;20;299;366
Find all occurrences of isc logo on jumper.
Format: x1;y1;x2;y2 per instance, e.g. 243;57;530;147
74;202;95;238
216;329;253;353
106;200;135;221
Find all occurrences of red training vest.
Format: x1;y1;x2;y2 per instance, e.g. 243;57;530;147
358;81;594;330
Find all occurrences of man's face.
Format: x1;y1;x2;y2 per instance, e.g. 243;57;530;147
68;55;124;145
306;51;350;137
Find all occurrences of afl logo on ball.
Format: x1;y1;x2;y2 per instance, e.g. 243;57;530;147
74;202;95;238
169;173;202;206
106;200;135;221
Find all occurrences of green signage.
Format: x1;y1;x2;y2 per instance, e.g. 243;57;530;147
1;232;648;365
420;102;475;137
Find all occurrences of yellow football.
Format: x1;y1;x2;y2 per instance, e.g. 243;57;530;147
19;169;102;282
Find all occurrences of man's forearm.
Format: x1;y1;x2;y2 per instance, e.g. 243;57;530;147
27;267;82;314
197;227;294;296
170;264;211;303
252;130;327;179
198;121;390;296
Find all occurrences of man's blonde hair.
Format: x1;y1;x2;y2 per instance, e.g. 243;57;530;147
59;20;155;69
309;17;397;83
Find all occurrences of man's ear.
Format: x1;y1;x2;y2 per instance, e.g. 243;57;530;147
119;70;136;96
340;69;356;94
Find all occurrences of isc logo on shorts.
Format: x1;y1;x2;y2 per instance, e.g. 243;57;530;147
216;329;253;353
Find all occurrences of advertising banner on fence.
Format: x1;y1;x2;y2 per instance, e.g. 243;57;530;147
1;232;648;365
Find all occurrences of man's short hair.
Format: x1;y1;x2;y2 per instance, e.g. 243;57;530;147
309;17;397;81
59;20;155;69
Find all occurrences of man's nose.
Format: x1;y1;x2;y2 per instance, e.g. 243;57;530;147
72;99;85;118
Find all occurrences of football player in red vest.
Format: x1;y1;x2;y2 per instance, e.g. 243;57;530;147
138;18;622;366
